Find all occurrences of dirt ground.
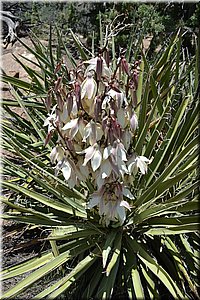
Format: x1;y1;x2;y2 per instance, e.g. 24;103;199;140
2;37;41;94
2;221;61;299
2;37;46;77
1;37;43;122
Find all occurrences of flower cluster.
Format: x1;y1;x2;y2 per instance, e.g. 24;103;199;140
44;51;152;226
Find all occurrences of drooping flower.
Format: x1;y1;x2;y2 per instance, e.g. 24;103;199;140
62;118;79;139
117;108;128;128
81;72;97;115
88;182;131;226
130;111;138;132
121;57;130;76
96;56;103;81
43;105;57;133
128;154;152;175
82;120;103;145
95;158;113;188
65;93;78;118
79;143;102;172
103;141;129;178
84;56;111;79
94;96;102;121
106;88;127;109
50;145;65;164
121;130;132;150
61;159;72;181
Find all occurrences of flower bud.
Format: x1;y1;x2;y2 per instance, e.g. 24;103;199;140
74;81;81;107
44;131;53;147
104;48;110;67
54;62;62;75
96;56;103;81
130;88;137;108
94;96;102;121
45;91;52;112
113;120;122;140
121;57;129;76
67;93;73;116
56;92;64;111
54;76;62;92
65;137;75;153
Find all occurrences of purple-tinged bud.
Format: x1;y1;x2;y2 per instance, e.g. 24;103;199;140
89;121;97;145
65;137;75;153
54;76;62;92
108;128;115;145
104;49;110;67
44;131;53;147
55;109;61;126
130;88;137;108
121;57;129;76
102;116;108;132
133;71;138;89
56;92;64;111
110;99;118;116
77;71;84;83
74;81;81;108
96;56;103;81
45;91;52;112
60;86;67;99
112;117;122;140
115;123;122;139
94;96;102;121
54;62;62;75
67;93;73;115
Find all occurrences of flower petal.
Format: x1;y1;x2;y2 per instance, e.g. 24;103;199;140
87;194;100;209
130;112;138;132
91;149;102;171
101;160;112;179
120;200;131;211
62;118;79;131
62;161;71;180
123;188;134;200
83;145;95;166
103;145;112;160
50;146;64;164
136;158;147;174
122;130;131;150
140;156;151;162
116;205;126;224
117;108;126;128
81;77;97;101
50;146;58;164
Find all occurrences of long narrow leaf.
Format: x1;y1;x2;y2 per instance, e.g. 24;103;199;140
2;181;86;218
33;248;99;299
126;235;185;299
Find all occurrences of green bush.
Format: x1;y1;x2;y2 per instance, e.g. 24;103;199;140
1;19;199;299
3;2;198;54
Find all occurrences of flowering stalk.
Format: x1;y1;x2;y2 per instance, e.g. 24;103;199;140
44;49;152;226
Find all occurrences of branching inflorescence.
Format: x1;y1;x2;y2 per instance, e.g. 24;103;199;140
44;39;152;227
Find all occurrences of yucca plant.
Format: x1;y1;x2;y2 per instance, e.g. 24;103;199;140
1;17;199;300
